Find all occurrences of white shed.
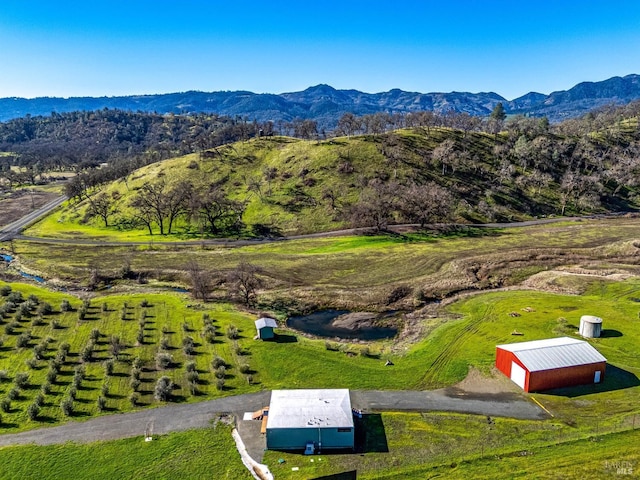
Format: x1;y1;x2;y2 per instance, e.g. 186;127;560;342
255;317;278;340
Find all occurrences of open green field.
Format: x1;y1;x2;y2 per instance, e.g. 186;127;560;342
0;424;250;480
10;216;640;310
1;414;637;480
4;214;640;477
265;414;640;479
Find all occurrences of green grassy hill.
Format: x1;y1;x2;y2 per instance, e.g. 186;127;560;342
28;121;640;240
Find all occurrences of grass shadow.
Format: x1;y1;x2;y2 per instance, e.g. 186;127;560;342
271;334;298;343
311;472;357;480
354;413;389;453
68;410;90;418
0;422;19;428
542;364;640;398
33;415;57;424
168;394;187;403
600;329;623;338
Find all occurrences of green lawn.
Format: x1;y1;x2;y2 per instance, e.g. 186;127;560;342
0;424;250;480
265;412;640;479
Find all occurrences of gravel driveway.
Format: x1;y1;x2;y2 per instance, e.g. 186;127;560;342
0;391;270;447
350;389;547;420
0;388;546;447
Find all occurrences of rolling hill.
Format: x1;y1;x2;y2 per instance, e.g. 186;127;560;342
36;113;640;240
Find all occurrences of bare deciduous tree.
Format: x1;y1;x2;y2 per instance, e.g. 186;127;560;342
186;258;212;302
349;180;399;231
398;182;454;228
227;262;262;306
86;192;117;227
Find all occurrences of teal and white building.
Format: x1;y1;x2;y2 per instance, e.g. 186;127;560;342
265;389;355;451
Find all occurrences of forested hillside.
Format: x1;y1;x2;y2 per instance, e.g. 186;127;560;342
0;110;275;188
37;101;640;239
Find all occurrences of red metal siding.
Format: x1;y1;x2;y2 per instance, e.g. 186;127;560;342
495;347;514;377
527;362;606;392
496;348;531;390
495;347;606;392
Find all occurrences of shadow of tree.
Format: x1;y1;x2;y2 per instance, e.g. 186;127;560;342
311;472;358;480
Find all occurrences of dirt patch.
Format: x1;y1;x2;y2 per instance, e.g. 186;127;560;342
522;268;636;294
331;312;379;330
0;190;60;227
448;367;522;396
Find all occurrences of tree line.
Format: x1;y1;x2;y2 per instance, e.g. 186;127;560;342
0;109;278;189
67;178;244;236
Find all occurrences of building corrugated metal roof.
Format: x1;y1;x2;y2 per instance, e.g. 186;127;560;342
266;389;353;430
496;336;607;372
255;317;278;330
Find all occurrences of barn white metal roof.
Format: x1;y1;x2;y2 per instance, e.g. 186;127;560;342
255;317;278;330
497;336;607;372
266;389;353;430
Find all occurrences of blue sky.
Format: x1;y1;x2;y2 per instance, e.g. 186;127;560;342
1;1;639;100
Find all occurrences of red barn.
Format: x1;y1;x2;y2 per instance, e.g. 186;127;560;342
496;337;607;392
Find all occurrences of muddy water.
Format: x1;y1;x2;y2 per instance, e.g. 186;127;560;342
1;253;46;283
287;309;398;340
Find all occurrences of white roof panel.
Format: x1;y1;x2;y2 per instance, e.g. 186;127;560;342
266;389;353;429
255;317;278;329
497;337;606;372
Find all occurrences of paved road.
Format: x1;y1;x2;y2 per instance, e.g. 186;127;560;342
0;388;546;447
0;195;67;242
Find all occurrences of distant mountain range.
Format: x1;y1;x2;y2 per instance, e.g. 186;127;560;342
1;74;639;128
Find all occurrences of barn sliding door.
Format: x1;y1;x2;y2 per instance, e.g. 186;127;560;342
510;362;526;389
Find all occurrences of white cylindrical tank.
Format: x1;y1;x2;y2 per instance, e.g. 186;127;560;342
579;315;602;338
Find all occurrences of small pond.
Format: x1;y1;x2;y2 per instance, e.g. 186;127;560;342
287;309;399;340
